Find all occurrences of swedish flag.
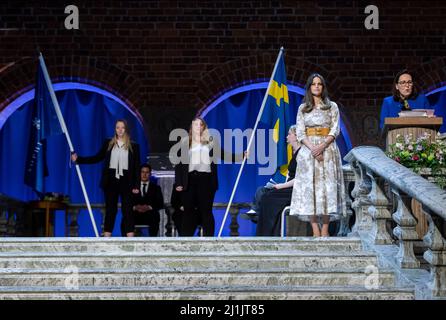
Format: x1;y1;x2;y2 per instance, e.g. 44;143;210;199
260;54;292;183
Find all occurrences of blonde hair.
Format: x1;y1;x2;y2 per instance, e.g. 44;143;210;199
108;119;133;152
188;117;210;147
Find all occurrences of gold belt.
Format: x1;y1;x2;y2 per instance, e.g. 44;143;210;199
306;127;330;136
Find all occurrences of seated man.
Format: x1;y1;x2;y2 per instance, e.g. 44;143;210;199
128;164;164;237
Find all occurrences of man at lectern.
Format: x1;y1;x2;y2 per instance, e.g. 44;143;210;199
379;69;431;129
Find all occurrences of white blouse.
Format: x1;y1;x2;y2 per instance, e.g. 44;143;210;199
109;140;129;179
188;142;211;173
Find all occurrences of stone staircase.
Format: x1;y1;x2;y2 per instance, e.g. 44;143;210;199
0;237;415;299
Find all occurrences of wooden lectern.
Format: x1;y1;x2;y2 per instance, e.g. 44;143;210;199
383;117;443;150
383;116;443;239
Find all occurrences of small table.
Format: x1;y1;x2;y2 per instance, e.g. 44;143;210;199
27;200;68;237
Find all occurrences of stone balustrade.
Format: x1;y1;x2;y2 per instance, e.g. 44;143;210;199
0;194;26;237
345;146;446;297
0;199;250;237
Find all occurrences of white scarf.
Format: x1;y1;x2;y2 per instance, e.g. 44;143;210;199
109;140;129;179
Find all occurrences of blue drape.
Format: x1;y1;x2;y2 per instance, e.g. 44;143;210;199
1;85;357;237
427;90;446;133
0;89;149;236
203;88;352;236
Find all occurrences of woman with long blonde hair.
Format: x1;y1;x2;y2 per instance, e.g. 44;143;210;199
174;117;245;236
72;119;141;237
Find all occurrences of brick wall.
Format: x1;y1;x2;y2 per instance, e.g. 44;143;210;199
1;0;446;151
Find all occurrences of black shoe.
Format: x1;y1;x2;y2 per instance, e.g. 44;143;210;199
240;210;258;224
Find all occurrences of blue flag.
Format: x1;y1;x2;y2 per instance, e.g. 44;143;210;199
260;54;291;183
24;63;63;197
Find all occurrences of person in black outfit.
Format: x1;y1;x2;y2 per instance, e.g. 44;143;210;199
126;164;164;237
174;117;245;236
71;119;140;237
171;165;203;236
169;182;184;236
250;125;301;236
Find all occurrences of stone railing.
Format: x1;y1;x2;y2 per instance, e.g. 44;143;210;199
0;198;250;237
0;194;27;236
344;146;446;297
66;202;251;237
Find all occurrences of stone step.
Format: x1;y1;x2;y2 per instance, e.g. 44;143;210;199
0;285;415;300
0;268;396;287
0;252;378;270
0;237;364;253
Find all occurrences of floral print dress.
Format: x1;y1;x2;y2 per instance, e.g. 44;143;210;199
289;101;346;222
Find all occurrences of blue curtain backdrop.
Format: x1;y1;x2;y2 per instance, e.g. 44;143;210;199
202;87;352;236
1;84;359;237
0;88;149;236
427;90;446;133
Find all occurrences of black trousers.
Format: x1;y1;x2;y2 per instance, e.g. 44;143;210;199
180;171;215;236
256;187;292;236
103;171;134;234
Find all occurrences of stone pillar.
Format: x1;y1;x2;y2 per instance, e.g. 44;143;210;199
391;188;420;268
422;211;446;297
6;211;16;236
229;207;240;237
366;171;393;245
68;208;79;237
0;210;8;236
14;208;26;236
338;165;355;236
348;161;373;236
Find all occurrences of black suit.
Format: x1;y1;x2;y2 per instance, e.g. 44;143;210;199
76;139;140;234
128;181;164;237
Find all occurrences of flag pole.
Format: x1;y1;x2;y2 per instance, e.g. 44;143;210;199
217;47;285;237
38;53;99;237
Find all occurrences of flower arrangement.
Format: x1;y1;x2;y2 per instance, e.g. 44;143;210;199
386;132;446;188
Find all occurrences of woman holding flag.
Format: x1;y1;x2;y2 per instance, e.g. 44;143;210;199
289;73;346;237
71;119;140;237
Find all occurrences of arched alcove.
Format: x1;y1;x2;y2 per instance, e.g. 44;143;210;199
198;81;353;236
0;81;149;236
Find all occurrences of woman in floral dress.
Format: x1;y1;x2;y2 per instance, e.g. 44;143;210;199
289;73;346;237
